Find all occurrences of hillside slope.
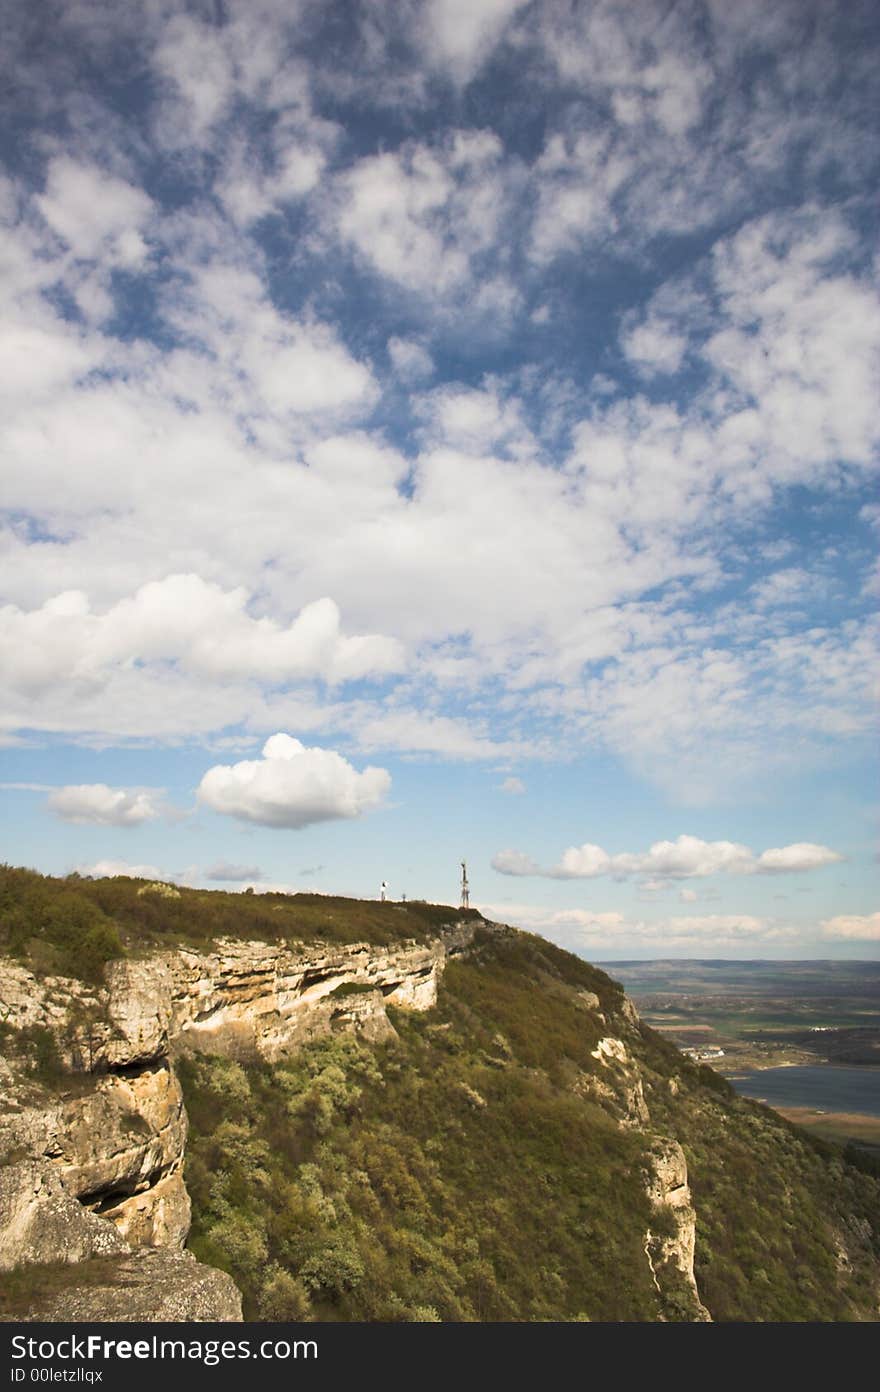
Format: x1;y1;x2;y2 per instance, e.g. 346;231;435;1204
0;867;878;1322
180;924;880;1322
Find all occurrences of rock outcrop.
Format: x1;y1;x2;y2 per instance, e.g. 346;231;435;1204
644;1139;712;1321
15;1251;243;1322
0;1061;189;1271
0;921;475;1319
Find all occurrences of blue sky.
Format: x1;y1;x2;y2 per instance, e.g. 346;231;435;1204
1;0;878;958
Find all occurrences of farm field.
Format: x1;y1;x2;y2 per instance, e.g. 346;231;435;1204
603;959;880;1060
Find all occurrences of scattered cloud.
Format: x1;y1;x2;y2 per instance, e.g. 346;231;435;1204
48;784;163;826
821;912;880;941
419;0;528;85
2;0;877;927
620;316;688;376
492;834;844;880
477;901;784;947
387;336;434;382
197;733;391;829
491;849;542;876
0;579;405;739
36;157;153;269
756;844;845;874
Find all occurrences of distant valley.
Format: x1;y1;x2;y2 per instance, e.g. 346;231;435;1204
604;959;880;1153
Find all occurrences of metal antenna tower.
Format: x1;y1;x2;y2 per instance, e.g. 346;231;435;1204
460;860;469;910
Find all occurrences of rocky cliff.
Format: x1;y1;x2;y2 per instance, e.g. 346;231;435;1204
0;923;474;1320
4;906;876;1322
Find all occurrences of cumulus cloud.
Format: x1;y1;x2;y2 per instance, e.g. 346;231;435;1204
491;849;542;876
755;844;844;873
48;784;163;826
821;913;880;941
492;834;843;880
0;578;405;698
197;733;391;829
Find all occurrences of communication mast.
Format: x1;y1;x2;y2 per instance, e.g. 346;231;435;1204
460;860;469;910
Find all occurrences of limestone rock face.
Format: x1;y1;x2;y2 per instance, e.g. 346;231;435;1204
166;934;456;1062
102;959;174;1067
644;1139;712;1322
0;1163;132;1272
586;1034;651;1128
0;1061;189;1271
21;1250;243;1322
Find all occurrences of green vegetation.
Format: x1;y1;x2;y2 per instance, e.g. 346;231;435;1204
180;928;880;1322
0;864;477;981
0;1021;66;1086
180;933;659;1322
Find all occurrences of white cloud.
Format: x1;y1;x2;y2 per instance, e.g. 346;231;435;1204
0;577;404;699
477;902;626;932
749;568;811;610
333;134;511;303
477;901;776;946
529;132;628;263
417;382;533;455
160;262;378;420
492;833;843;880
197;732;391;829
820;913;880;941
491;849;541;876
353;708;522;760
420;0;527;84
555;843;614;878
621;317;688;376
76;859;164;880
755;843;844;873
36;157;153;267
0;0;876;824
153;14;236;146
388;336;434;381
499;776;525;795
48;784;163;826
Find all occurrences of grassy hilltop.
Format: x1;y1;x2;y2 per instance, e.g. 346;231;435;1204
0;863;478;979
